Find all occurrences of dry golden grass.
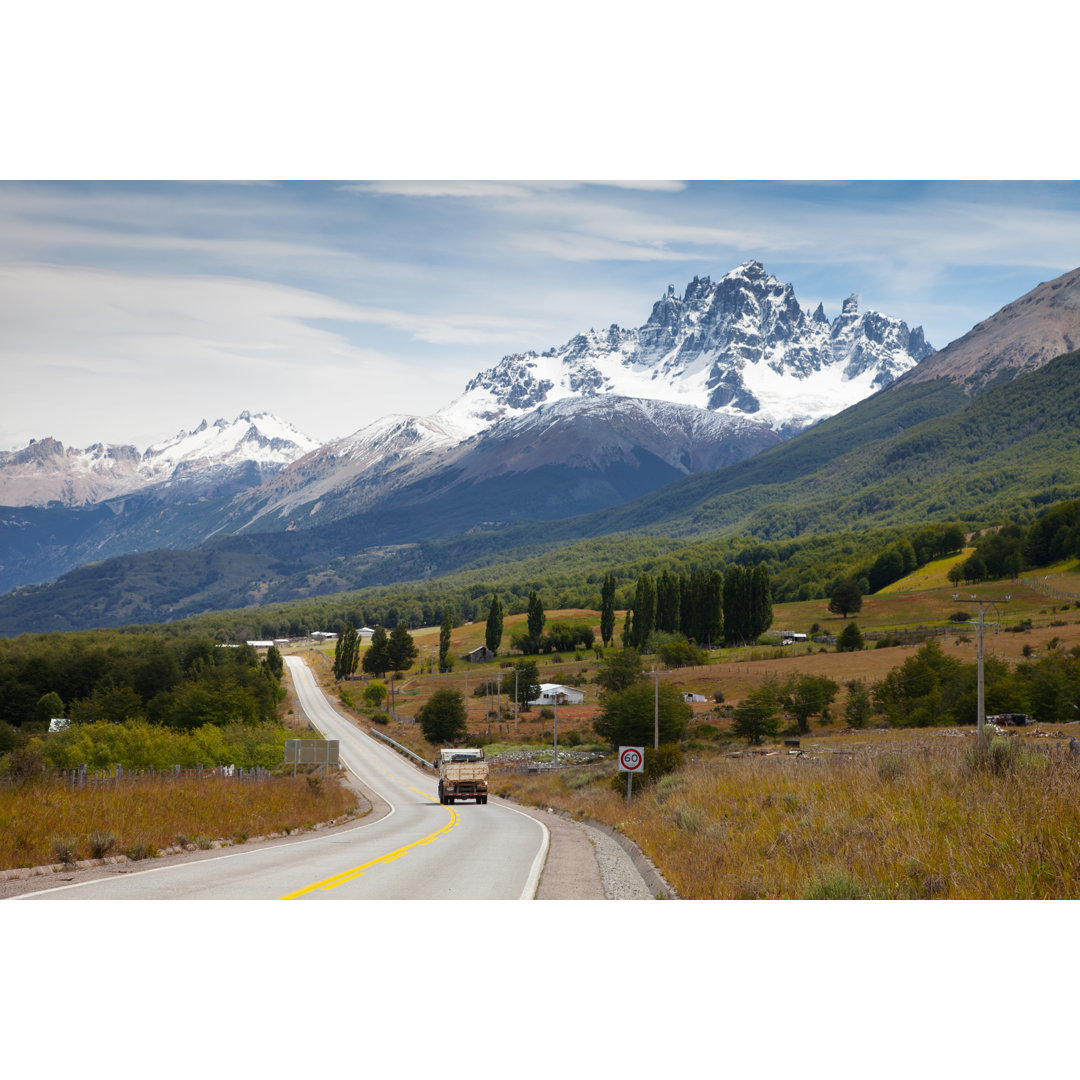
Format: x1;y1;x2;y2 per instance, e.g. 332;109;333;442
0;773;359;871
493;733;1080;899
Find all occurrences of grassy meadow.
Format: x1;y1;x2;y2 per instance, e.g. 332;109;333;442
491;732;1080;899
0;772;359;872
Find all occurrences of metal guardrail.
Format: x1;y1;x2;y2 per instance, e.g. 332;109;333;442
366;726;435;771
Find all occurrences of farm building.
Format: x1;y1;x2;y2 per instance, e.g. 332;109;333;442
681;692;707;703
530;683;585;707
463;645;496;663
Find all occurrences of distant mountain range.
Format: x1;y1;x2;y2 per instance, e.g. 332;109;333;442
0;412;320;508
2;261;1079;634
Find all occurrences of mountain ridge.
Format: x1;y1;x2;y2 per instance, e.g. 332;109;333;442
0;411;320;509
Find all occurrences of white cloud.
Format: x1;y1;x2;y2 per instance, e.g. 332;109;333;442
0;263;476;448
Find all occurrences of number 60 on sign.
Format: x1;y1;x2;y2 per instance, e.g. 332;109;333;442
618;746;645;773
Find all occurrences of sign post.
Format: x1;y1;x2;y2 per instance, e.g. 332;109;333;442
618;745;645;803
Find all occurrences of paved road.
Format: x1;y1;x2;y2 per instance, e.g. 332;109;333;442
15;656;549;900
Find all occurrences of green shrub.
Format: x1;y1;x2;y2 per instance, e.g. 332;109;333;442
966;736;1021;775
877;753;907;781
802;870;868;900
670;803;705;832
89;831;118;858
50;836;78;865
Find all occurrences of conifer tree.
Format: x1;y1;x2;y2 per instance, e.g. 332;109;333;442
362;625;391;677
387;622;419;673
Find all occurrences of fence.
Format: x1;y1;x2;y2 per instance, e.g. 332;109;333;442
1021;576;1080;603
59;764;274;789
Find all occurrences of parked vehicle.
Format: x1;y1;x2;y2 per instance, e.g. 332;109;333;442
437;748;488;805
987;713;1035;726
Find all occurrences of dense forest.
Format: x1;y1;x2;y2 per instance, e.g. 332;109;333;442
0;631;284;735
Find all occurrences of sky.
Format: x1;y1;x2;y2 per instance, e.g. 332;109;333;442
3;179;1080;452
2;2;1077;455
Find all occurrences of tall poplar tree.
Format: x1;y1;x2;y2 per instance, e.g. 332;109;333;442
723;565;749;646
631;573;656;650
526;591;546;653
439;608;453;672
749;564;773;640
485;594;504;655
333;622;359;680
656;570;680;634
600;573;617;648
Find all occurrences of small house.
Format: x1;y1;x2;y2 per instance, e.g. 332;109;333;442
359;627;375;640
463;645;496;663
681;692;707;703
529;683;585;707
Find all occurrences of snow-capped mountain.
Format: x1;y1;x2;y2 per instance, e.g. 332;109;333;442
0;412;320;507
224;262;932;530
228;394;785;531
439;261;933;438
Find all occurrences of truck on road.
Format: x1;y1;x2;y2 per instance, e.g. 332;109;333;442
437;748;488;805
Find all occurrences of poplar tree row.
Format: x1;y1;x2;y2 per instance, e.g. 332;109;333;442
612;564;772;650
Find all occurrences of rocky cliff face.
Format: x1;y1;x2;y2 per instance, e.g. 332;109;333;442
898;265;1080;393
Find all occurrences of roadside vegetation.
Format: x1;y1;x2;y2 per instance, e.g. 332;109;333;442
0;632;360;874
493;733;1080;899
0;772;358;872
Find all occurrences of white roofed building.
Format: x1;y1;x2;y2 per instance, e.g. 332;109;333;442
529;683;585;707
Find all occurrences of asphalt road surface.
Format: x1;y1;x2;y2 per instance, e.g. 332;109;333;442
14;656;549;900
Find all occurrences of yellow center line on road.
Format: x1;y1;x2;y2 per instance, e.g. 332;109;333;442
278;803;459;899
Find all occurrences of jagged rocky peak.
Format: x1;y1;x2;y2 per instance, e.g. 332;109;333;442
441;261;933;438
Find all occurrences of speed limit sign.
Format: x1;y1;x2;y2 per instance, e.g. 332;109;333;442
618;746;645;773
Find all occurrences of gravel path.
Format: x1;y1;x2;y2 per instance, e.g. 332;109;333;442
586;822;656;900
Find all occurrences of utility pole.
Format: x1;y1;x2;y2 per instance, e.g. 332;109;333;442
553;693;559;767
954;593;1010;744
514;668;518;733
654;667;660;750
